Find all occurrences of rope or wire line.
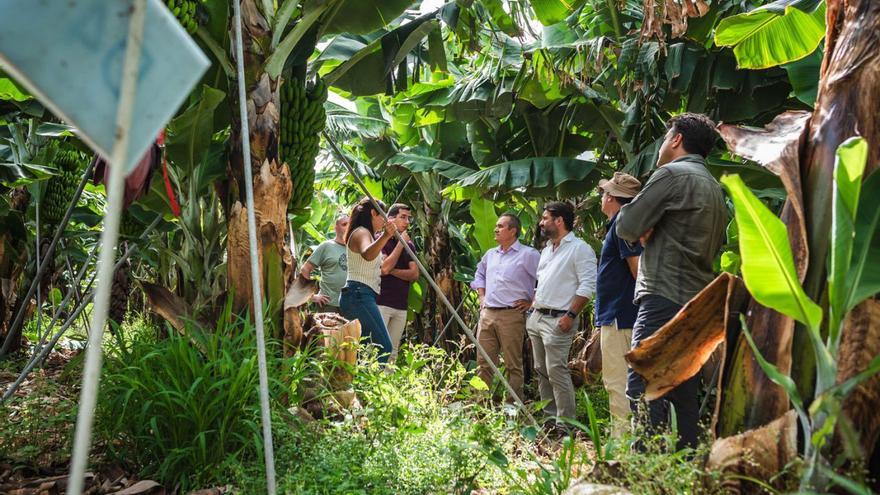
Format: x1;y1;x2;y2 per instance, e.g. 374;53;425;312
67;1;146;492
231;0;277;492
323;132;539;428
0;154;96;358
1;217;160;404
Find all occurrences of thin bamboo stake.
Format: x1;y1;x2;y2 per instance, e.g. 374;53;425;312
67;1;145;491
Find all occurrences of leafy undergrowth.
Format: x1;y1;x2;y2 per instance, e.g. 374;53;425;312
3;313;738;494
0;348;81;470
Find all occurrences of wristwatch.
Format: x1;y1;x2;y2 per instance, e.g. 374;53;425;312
565;310;577;319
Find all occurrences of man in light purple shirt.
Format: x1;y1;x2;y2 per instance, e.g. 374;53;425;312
471;213;540;402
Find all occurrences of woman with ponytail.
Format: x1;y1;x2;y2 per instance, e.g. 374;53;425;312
339;198;397;363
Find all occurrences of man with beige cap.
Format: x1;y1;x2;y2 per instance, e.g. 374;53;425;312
596;172;643;437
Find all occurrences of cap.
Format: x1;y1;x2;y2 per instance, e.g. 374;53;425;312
598;172;642;198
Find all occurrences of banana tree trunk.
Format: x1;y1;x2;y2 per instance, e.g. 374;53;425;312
809;0;880;463
716;0;880;452
415;205;461;347
226;0;293;331
0;187;31;355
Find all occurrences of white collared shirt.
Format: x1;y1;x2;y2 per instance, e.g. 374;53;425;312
534;232;597;311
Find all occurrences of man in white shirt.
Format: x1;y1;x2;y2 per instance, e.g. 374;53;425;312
528;201;597;428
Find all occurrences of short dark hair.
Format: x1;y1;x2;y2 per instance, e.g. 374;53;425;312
388;203;411;217
610;195;633;206
499;213;521;237
667;113;717;158
543;201;575;231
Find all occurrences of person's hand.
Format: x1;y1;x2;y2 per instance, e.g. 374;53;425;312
557;314;574;333
382;220;397;238
513;299;531;312
311;293;330;306
639;227;654;246
398;230;411;243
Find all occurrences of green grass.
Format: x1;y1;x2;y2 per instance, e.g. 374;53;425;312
3;313;741;494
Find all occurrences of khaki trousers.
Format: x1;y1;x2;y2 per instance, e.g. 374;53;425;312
378;305;408;362
600;320;633;438
476;308;526;401
526;311;577;422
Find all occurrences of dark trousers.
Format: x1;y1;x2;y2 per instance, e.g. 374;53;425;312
626;294;700;450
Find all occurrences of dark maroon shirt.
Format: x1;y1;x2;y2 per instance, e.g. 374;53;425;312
377;238;416;310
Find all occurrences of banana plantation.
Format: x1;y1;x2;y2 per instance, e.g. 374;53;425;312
1;0;879;493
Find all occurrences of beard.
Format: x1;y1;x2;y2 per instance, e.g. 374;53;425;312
541;225;557;238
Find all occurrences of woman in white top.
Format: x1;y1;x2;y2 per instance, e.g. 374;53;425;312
338;198;397;363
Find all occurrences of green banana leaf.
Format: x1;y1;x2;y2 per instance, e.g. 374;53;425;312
324;0;415;35
165;85;226;176
469;197;498;254
451;157;598;198
829;137;866;332
529;0;586;25
325;102;388;140
0;77;30;101
387;153;476;180
721;174;823;329
479;0;521;36
848;169;880;311
323;14;436;96
715;0;826;69
783;47;822;106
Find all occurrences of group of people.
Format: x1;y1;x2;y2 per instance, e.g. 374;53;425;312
301;202;417;363
472;113;724;446
303;112;726;448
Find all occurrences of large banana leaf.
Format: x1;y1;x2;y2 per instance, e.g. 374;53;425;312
451;157;598;198
529;0;587;25
324;102;388;140
783;47;822;106
721;174;822;329
324;0;415;35
715;0;826;69
479;0;520;36
323;14;437;96
387;153;475;180
469;197;498;254
165;85;226;176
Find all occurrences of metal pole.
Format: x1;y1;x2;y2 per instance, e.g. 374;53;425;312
67;1;145;492
232;1;277;492
323;132;538;427
433;295;468;346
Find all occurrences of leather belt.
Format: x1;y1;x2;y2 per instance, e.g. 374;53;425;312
484;306;516;310
535;308;568;317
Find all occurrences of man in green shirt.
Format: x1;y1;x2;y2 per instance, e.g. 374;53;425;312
301;214;350;313
616;113;726;450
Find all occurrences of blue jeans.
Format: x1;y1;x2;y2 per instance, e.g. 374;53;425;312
339;281;393;363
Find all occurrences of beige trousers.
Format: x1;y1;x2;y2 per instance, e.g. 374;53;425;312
600;320;633;438
378;305;408;362
526;311;577;422
476;308;526;401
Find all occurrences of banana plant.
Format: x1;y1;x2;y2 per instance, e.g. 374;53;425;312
721;136;880;490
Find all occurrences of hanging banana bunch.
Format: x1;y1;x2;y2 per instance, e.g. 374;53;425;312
165;0;202;34
281;76;328;212
42;148;85;227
